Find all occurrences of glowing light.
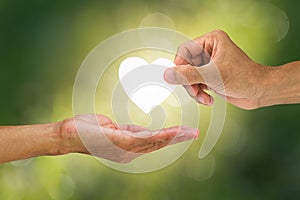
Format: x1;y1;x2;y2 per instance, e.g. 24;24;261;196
119;57;175;113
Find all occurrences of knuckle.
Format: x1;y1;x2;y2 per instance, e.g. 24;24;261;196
207;30;229;41
202;30;230;46
183;66;198;83
172;67;187;83
174;66;184;77
190;67;199;82
177;42;185;52
176;42;189;57
215;30;230;40
213;29;228;37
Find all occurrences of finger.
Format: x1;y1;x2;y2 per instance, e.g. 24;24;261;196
174;53;189;65
134;126;198;144
132;142;161;153
198;83;208;91
195;89;214;106
171;126;199;143
112;129;152;139
184;85;199;97
129;130;153;138
164;65;207;85
184;83;208;97
156;126;199;142
183;85;201;104
174;42;192;65
118;124;148;132
119;130;167;154
132;126;199;153
175;40;207;66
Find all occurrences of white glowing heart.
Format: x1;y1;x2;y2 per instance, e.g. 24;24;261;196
119;57;175;113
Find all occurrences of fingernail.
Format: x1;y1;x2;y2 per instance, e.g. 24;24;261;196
164;68;175;83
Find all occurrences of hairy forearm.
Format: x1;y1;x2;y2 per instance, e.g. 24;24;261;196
260;61;300;107
0;123;61;164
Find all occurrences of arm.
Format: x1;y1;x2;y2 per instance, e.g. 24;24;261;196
164;30;300;109
0;123;61;164
260;61;300;107
0;114;198;164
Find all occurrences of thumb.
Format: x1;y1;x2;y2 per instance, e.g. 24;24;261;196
164;65;205;85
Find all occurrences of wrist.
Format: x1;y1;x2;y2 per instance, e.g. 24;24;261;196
46;122;64;156
258;64;285;108
57;118;88;155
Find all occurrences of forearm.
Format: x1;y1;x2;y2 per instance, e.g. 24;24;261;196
260;61;300;107
0;123;61;164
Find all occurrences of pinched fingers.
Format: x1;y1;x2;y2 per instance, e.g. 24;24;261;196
174;39;210;66
195;84;214;105
164;65;206;85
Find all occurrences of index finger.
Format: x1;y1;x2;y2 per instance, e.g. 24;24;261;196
174;53;189;65
175;39;207;66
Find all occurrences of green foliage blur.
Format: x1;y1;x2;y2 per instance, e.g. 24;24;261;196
0;0;300;199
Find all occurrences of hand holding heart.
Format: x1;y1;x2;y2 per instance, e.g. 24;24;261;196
163;30;273;110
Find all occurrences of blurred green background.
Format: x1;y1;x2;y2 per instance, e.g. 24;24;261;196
0;0;300;199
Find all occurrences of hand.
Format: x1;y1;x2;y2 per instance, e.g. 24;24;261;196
164;30;273;110
59;114;198;163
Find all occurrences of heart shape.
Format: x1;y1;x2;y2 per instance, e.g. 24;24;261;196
119;57;176;113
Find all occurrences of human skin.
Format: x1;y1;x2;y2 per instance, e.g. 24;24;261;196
164;30;300;110
0;114;198;164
